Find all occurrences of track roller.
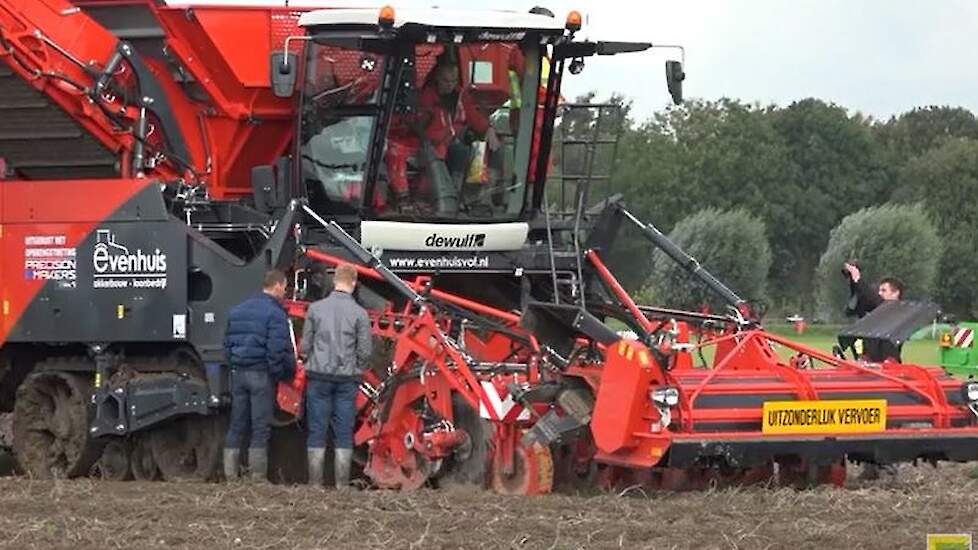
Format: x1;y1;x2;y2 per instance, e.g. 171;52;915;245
149;414;224;481
95;438;132;481
130;433;160;481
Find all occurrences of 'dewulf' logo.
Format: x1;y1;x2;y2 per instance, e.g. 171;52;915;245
92;229;169;290
424;232;487;249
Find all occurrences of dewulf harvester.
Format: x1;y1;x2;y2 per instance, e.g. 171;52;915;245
2;0;978;493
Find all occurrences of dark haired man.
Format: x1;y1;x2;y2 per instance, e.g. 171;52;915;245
222;269;296;481
843;263;905;362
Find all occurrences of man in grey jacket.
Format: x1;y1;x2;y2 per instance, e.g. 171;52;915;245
301;263;372;488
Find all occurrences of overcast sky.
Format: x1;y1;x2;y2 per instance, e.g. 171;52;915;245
192;0;978;123
453;0;978;123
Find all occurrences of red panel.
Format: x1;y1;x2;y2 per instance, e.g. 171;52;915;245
152;7;300;198
591;340;660;454
1;179;147;222
0;178;153;344
194;9;274;88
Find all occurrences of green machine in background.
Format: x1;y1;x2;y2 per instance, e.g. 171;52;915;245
939;322;978;377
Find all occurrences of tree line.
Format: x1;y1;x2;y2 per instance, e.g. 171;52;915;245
558;96;978;320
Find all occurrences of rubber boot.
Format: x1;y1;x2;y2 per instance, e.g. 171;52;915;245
307;448;325;487
334;448;353;489
248;447;268;482
223;448;240;481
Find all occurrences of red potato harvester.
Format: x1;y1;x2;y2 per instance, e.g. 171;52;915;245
2;0;976;491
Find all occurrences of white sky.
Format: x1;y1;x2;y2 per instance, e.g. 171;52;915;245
187;0;978;122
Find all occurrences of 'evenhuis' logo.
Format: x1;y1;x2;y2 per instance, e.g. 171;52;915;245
93;229;167;275
424;232;487;248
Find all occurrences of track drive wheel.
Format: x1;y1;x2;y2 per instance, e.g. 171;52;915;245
490;441;554;496
149;414;224;481
13;371;105;478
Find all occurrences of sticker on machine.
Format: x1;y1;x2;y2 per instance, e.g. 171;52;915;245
172;314;187;339
23;234;76;289
92;229;168;290
761;399;887;435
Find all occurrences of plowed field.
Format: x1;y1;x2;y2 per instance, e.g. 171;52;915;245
1;463;975;550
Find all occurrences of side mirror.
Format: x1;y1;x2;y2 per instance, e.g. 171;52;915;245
665;60;685;105
271;52;298;98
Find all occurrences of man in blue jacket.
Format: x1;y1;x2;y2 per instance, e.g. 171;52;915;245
223;269;295;481
301;263;372;488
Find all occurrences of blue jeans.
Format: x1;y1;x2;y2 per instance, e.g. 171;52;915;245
305;379;358;450
224;369;274;450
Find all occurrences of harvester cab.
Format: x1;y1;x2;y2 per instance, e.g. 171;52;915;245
287;7;565;223
275;7;679;288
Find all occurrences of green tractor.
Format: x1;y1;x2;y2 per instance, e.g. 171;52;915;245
939;321;978;377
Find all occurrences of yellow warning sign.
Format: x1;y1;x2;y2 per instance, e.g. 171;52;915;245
761;399;887;435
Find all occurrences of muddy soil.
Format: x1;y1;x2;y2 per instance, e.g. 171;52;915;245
0;463;975;550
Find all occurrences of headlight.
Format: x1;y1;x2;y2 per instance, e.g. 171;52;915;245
963;382;978;403
651;386;680;407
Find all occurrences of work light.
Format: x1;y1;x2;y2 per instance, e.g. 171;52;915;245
652;386;680;408
963;382;978;403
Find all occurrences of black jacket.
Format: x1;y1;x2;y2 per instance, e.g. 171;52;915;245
224;292;296;380
846;279;881;318
845;279;901;362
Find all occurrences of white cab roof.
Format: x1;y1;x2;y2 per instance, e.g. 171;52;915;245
298;7;566;31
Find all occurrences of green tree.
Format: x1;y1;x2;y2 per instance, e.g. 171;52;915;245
815;204;941;321
769;99;892;309
876;106;978;161
649;208;771;311
894;139;978;316
616;99;792;230
610;99;791;291
609;98;891;312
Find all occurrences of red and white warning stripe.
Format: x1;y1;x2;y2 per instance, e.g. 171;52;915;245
478;381;531;422
953;327;974;348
